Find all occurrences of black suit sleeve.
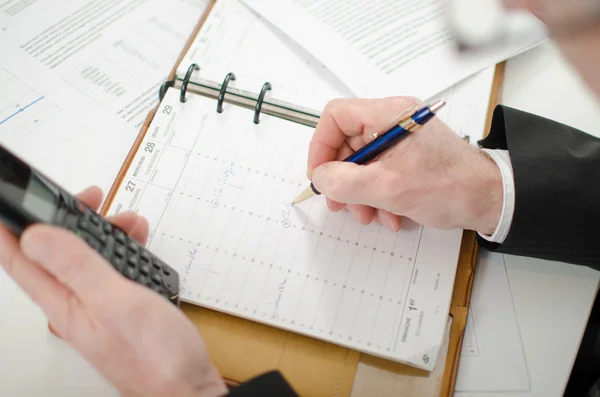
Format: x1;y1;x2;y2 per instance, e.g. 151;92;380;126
226;371;298;396
477;105;600;270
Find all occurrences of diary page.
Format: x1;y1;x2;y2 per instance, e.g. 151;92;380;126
107;87;463;371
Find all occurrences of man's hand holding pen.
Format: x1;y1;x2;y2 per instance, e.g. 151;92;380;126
305;96;504;237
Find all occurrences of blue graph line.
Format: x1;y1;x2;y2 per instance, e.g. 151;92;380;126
0;96;45;126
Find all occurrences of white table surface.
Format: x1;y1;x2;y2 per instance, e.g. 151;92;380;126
1;41;600;397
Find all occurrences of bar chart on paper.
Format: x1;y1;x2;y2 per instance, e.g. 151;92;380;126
107;87;463;370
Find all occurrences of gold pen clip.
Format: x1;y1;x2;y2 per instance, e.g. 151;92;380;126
397;105;420;131
370;105;418;140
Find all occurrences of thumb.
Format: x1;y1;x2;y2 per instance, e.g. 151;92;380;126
21;224;126;304
312;161;384;207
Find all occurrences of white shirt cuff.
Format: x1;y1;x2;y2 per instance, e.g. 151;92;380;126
477;149;515;244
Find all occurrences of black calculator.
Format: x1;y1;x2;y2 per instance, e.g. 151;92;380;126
0;144;180;305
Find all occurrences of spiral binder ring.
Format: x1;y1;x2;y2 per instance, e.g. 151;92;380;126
159;80;174;101
254;82;272;124
217;72;236;113
180;63;200;103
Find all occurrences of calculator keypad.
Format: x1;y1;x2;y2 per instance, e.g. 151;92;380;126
58;196;179;305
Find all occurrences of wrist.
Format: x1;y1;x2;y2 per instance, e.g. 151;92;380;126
192;382;228;397
164;381;227;397
146;366;227;397
461;148;504;235
193;379;228;397
187;368;228;397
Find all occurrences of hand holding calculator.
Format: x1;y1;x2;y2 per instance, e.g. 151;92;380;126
0;144;180;305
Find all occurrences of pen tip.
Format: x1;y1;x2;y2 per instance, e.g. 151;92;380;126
293;186;316;205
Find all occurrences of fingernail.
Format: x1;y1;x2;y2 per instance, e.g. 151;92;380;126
386;218;401;232
384;218;394;232
129;216;141;235
311;164;329;190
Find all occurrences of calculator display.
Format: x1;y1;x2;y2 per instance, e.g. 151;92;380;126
23;174;60;224
0;146;30;209
0;146;59;224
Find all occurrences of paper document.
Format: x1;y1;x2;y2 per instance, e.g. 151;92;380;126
0;65;128;193
0;268;16;327
177;0;354;114
0;0;210;194
239;0;547;101
455;251;530;393
106;86;466;371
0;0;210;132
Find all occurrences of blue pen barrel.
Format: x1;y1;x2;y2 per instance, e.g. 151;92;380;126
345;107;436;165
345;125;409;164
412;107;435;125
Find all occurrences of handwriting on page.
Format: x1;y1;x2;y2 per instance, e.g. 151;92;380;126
281;202;293;228
211;166;235;207
271;278;288;320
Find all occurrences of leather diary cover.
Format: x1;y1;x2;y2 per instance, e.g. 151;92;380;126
98;3;506;394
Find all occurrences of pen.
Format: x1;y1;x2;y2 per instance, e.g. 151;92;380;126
293;99;446;205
